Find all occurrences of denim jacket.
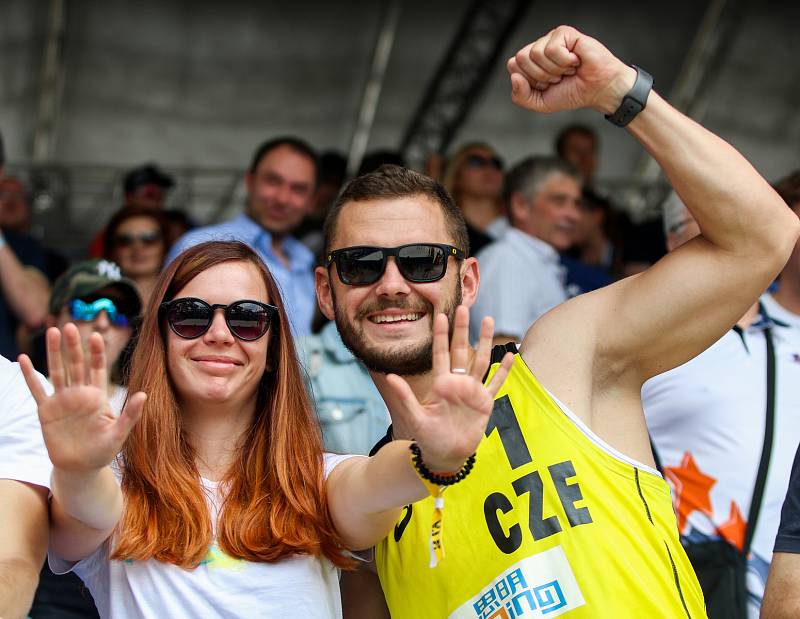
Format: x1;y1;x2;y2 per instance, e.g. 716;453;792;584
298;321;389;455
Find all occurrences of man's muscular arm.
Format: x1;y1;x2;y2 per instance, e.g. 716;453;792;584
512;26;799;385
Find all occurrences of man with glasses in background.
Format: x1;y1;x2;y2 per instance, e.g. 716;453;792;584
470;156;584;344
167;136;319;337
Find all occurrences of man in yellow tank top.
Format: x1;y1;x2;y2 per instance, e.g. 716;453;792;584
314;26;800;618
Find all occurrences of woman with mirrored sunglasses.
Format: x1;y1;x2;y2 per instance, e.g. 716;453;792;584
18;240;512;618
103;206;171;306
442;142;509;255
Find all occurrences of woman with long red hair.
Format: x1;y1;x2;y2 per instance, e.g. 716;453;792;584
19;240;511;618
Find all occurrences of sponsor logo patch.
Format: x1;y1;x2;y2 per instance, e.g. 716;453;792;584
449;547;585;618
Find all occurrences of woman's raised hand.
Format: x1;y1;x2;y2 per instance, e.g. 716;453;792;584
18;324;146;473
385;305;513;473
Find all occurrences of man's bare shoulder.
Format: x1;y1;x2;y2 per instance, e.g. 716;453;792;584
517;277;643;410
518;293;599;401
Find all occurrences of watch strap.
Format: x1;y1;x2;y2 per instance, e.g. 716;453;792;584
605;65;653;127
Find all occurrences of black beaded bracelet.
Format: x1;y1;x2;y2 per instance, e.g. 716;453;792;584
409;442;476;487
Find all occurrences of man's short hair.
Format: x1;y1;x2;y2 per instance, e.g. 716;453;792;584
249;136;320;184
503;156;581;208
323;164;470;257
774;171;800;210
554;124;597;158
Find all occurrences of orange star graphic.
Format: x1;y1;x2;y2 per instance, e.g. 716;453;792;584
718;501;747;550
664;452;716;532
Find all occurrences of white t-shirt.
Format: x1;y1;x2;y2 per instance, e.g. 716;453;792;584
0;354;52;489
108;384;127;415
642;296;800;615
762;292;800;330
470;227;568;343
51;452;361;619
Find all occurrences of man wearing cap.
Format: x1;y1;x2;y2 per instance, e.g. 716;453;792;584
166;137;319;337
122;163;175;210
29;258;141;618
40;259;141;404
89;163;177;258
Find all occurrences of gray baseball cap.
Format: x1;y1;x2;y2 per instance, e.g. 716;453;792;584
49;259;141;317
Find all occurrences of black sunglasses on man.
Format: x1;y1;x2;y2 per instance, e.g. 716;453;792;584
327;243;465;286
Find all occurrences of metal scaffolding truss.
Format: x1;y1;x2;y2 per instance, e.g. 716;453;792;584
400;0;530;166
632;0;746;192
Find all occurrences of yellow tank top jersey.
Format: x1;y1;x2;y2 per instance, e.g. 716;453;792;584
376;354;706;618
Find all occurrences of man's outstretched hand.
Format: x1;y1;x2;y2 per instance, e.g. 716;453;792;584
384;306;513;474
508;25;637;116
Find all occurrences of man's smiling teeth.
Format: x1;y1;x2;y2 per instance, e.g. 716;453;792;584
371;313;423;324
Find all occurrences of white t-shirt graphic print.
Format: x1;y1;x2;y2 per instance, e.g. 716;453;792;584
51;453;359;619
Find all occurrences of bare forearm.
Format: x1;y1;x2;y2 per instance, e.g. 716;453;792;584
0;246;49;327
762;553;800;619
328;441;440;550
341;441;428;515
0;481;47;618
0;558;40;619
627;91;799;254
49;466;122;562
52;466;122;531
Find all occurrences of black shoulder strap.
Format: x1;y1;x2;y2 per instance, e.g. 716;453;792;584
649;437;664;474
744;301;776;555
369;424;393;456
484;341;519;383
490;341;518;364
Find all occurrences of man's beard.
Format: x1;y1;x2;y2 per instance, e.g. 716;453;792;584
333;282;462;376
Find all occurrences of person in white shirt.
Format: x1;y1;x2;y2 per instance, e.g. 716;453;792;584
0;144;54;619
470;156;583;344
642;191;800;617
19;240;511;619
0;354;52;619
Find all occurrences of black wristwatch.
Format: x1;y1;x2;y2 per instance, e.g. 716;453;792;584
605;65;653;127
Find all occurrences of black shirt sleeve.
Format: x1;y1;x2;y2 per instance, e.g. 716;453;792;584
774;441;800;554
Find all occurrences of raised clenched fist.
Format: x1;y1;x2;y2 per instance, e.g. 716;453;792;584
507;25;637;116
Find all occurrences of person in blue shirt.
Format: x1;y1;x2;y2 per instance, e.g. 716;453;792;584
166;137;318;337
298;320;390;455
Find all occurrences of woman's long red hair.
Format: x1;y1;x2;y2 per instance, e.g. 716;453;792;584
111;241;352;569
